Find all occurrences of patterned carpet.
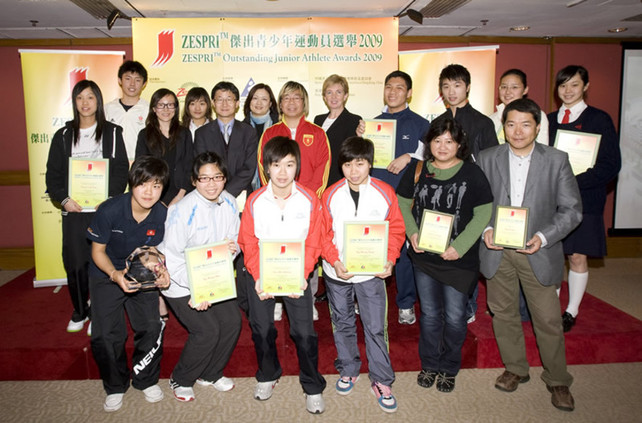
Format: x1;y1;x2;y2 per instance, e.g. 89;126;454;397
1;364;641;422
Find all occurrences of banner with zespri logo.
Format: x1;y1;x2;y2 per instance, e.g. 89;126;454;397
132;17;398;119
20;50;124;286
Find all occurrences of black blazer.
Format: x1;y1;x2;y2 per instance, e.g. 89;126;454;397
193;119;258;197
314;108;362;187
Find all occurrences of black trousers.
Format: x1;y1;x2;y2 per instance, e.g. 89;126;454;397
62;212;93;322
246;275;326;395
89;276;164;395
164;295;242;387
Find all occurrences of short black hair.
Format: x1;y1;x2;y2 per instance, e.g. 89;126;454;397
555;65;589;89
211;81;239;102
117;60;148;83
128;156;169;189
191;151;228;182
423;115;470;162
262;136;301;180
338;136;374;167
502;98;542;125
385;70;412;90
439;64;471;87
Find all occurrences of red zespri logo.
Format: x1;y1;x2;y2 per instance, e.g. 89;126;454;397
67;67;88;104
151;30;175;68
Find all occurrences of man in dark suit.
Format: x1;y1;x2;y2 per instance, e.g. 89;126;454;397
477;98;582;412
194;81;258;198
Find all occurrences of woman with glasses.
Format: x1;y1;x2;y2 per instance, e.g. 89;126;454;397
160;151;242;402
136;88;194;207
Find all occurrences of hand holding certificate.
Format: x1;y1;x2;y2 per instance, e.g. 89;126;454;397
554;130;601;175
363;119;396;169
417;210;454;254
493;206;529;249
185;241;237;305
343;221;388;275
68;158;109;210
259;240;305;296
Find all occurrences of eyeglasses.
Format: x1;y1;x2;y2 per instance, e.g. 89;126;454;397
197;175;225;183
282;96;303;103
214;98;236;104
155;103;176;109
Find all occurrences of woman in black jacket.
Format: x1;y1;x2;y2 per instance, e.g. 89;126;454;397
46;79;129;334
136;88;193;207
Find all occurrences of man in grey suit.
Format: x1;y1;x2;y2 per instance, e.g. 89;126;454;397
194;81;258;198
477;98;582;412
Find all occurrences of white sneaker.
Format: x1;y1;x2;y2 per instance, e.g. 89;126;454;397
354;302;360;315
169;379;195;402
86;321;92;337
103;393;124;412
66;317;88;333
313;305;319;321
467;314;476;324
274;302;283;321
305;393;325;414
254;380;278;401
142;384;164;403
196;376;235;392
398;308;416;325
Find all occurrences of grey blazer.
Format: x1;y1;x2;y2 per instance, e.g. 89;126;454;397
193;119;258;197
477;142;582;286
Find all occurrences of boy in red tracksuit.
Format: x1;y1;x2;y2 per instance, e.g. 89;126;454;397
238;136;327;414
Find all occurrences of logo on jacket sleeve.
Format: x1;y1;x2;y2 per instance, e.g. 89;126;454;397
303;134;314;146
152;30;175;68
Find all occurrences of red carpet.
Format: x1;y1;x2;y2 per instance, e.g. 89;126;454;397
1;269;641;381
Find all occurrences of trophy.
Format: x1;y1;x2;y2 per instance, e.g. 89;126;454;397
124;246;166;291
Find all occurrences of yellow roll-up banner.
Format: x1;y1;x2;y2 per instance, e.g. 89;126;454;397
133;17;398;119
20;50;124;287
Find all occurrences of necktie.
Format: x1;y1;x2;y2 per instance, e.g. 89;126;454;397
562;109;571;124
223;123;230;144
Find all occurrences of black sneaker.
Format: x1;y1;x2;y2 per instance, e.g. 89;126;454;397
436;372;456;393
417;369;438;388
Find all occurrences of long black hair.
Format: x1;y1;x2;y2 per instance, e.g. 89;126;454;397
144;88;180;156
71;80;106;145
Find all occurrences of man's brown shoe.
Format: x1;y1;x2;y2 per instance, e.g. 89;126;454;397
548;385;575;411
494;370;530;392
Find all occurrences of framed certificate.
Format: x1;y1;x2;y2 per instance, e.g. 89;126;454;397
417;210;454;254
259;240;304;296
185;241;237;305
363;119;396;169
68;158;109;210
554;130;601;175
343;221;388;275
493;206;529;249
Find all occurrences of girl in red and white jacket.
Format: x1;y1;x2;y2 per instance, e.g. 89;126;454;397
238;136;326;414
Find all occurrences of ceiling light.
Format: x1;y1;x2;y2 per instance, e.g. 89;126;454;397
510;25;530;31
608;27;628;33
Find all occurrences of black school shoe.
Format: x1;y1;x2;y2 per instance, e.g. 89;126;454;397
417;369;438;388
562;312;576;332
436;372;456;393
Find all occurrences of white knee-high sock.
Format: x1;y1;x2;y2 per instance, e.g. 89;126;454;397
566;270;589;317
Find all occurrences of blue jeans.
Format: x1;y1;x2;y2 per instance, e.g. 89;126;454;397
414;269;468;376
395;242;417;309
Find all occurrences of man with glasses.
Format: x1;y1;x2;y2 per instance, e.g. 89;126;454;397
194;81;258;199
105;60;149;160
